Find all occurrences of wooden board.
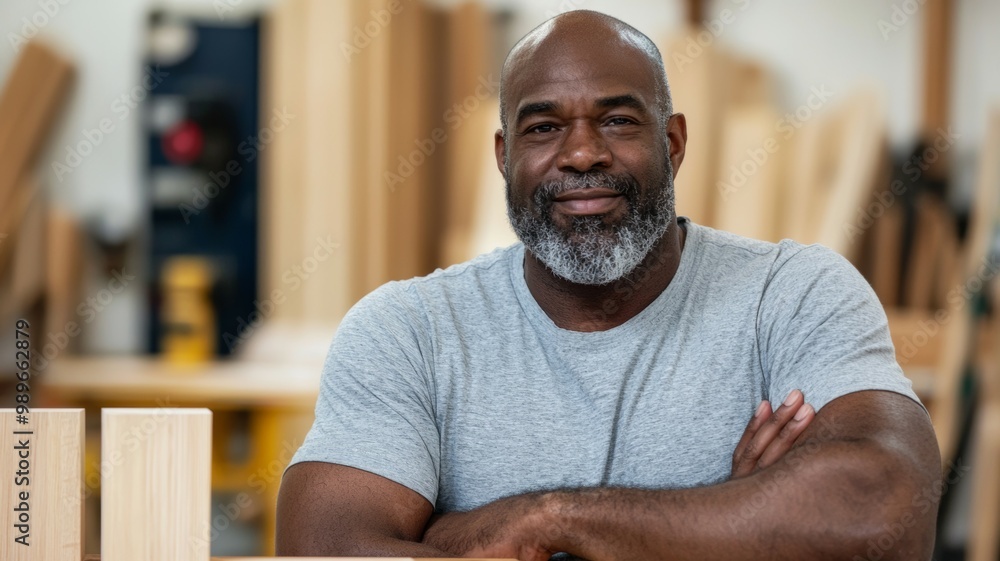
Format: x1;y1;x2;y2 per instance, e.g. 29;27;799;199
261;0;356;322
0;409;84;561
659;28;721;227
0;43;45;210
712;106;785;242
0;41;73;214
814;89;886;260
921;0;954;179
101;408;212;561
45;206;83;342
964;109;1000;279
5;185;46;319
440;1;494;266
902;196;947;310
0;175;36;276
869;202;904;307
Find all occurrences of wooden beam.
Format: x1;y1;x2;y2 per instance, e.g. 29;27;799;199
0;41;73;215
685;0;704;26
101;408;212;561
0;409;84;561
921;0;954;177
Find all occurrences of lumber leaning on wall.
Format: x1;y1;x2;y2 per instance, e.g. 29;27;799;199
0;42;73;217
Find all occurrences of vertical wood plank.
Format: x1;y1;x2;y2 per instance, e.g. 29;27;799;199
101;408;211;561
712;106;785;242
0;42;73;215
0;408;84;561
921;0;954;178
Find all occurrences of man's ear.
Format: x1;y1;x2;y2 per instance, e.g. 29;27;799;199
666;113;688;179
494;128;506;178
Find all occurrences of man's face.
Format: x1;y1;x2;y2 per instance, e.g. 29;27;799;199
499;42;678;286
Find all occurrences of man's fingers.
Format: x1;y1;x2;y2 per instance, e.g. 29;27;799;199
731;390;806;478
756;403;814;469
731;400;771;477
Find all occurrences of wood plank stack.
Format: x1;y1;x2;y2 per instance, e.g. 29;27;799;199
263;0;464;322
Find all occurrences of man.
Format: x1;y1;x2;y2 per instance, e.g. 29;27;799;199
277;10;940;560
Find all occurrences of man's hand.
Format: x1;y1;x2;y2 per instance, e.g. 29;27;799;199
422;493;556;561
731;389;815;479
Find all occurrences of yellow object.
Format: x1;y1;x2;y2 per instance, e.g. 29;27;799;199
161;256;215;364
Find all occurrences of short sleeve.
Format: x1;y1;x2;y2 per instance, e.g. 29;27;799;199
285;282;440;505
757;244;923;413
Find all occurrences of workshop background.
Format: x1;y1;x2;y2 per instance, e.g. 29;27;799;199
0;0;998;558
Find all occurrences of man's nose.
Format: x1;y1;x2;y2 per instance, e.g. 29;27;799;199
556;122;612;173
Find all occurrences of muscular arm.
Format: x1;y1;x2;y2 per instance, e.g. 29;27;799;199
275;462;453;557
424;390;942;561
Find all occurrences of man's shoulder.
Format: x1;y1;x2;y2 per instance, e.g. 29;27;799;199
688;220;831;275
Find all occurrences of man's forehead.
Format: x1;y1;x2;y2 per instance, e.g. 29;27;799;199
506;55;658;112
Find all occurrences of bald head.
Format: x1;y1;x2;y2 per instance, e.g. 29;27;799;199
499;10;672;137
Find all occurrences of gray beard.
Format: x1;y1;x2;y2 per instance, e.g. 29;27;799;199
505;158;676;286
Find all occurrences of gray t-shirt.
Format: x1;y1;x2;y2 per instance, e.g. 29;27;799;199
288;218;920;512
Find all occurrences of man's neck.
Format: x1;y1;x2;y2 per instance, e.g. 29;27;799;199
523;219;687;332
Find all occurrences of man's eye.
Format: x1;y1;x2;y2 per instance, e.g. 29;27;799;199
527;124;556;134
607;117;635;126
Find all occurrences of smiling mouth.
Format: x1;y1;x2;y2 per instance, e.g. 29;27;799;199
551;188;624;215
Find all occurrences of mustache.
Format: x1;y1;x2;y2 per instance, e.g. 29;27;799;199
533;172;642;208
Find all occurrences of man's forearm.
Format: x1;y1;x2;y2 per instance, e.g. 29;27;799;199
433;393;941;561
424;391;941;561
533;439;935;561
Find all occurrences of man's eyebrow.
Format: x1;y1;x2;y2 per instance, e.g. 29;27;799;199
515;101;559;126
513;94;649;127
595;94;648;113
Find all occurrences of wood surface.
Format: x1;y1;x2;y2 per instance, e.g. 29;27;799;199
921;0;953;179
712;106;784;242
659;28;722;227
43;357;319;408
0;409;84;561
967;323;1000;561
101;408;212;561
965;109;1000;561
262;0;356;322
6;183;46;319
440;1;494;266
0;42;43;212
813;90;886;261
0;41;73;216
0;175;34;274
964;109;1000;280
869;202;904;307
45;206;83;344
902;196;947;310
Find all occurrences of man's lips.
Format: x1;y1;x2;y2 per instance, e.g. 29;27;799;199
551;188;624;215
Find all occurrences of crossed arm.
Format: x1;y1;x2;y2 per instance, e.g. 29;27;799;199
276;390;941;560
